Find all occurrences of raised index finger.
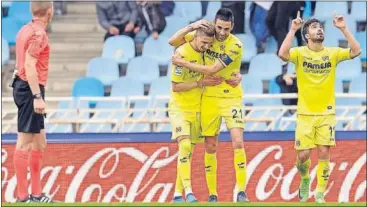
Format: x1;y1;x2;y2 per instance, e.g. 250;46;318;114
297;11;300;18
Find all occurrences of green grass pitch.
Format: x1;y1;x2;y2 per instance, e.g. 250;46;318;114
2;202;366;207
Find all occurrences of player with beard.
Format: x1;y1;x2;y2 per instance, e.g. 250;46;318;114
278;11;361;203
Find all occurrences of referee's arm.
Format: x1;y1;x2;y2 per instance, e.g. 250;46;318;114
25;51;45;114
25;51;41;96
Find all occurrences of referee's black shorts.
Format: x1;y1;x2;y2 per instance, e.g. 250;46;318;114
12;77;45;133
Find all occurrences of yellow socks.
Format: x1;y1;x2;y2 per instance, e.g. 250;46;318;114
174;142;195;196
316;159;330;193
296;159;311;178
177;139;193;195
234;148;247;192
205;152;217;196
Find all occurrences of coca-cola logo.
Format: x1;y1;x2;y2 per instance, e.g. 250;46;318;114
1;141;366;203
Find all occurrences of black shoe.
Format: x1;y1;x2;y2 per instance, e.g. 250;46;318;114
30;193;54;203
15;196;32;203
237;191;250;202
208;195;218;202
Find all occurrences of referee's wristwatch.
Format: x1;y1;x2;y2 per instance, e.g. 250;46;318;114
33;93;42;99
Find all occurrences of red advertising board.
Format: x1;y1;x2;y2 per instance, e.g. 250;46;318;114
1;140;366;203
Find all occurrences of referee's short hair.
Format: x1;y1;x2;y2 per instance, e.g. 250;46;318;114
31;1;53;17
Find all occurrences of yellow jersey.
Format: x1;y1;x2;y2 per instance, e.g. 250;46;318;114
185;32;243;98
289;46;351;115
169;42;204;112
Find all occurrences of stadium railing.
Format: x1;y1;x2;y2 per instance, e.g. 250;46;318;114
2;93;366;133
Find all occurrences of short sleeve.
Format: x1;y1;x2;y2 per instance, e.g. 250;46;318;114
171;65;185;82
184;31;195;43
289;47;299;64
28;33;46;59
336;48;351;63
219;42;242;67
171;47;185;82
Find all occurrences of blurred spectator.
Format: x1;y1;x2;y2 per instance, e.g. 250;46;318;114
201;1;209;17
160;1;175;17
250;2;272;53
275;73;298;106
54;1;67;16
97;2;139;41
136;1;166;40
2;6;9;17
222;1;245;34
266;2;304;52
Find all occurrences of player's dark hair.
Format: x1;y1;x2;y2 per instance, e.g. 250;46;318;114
302;18;322;43
214;8;234;24
195;23;215;37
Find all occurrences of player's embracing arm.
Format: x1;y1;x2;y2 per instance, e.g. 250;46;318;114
168;20;211;47
172;41;243;76
279;11;303;62
333;13;361;61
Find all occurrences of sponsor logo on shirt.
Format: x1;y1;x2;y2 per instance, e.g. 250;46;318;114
322;56;330;61
230;50;239;55
174;67;183;75
302;61;332;74
220;44;225;51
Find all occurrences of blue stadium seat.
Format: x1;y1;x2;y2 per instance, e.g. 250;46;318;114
336;57;362;81
72;77;105;98
355;31;366;61
87;57;119;85
242;74;263;105
205;1;221;20
160;16;190;38
2;16;21;45
142;36;173;65
314;2;348;21
46;100;89;133
2;38;9;65
349;73;367;94
241;74;263;94
81;100;128;133
337;74;366;106
110;77;149;132
248;53;283;80
279;113;296;131
236;34;257;62
265;36;278;53
269;77;281;94
173;1;202;22
323;18;357;47
335;78;344;93
111;77;144;97
149;76;171;96
351;2;367;22
8;1;32;25
126;56;160;85
149;77;171;132
2;1;12;7
102;35;135;64
287;62;296;74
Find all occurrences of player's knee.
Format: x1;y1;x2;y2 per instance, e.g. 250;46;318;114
232;140;243;149
317;145;330;160
178;137;192;153
205;138;217;153
297;151;310;163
